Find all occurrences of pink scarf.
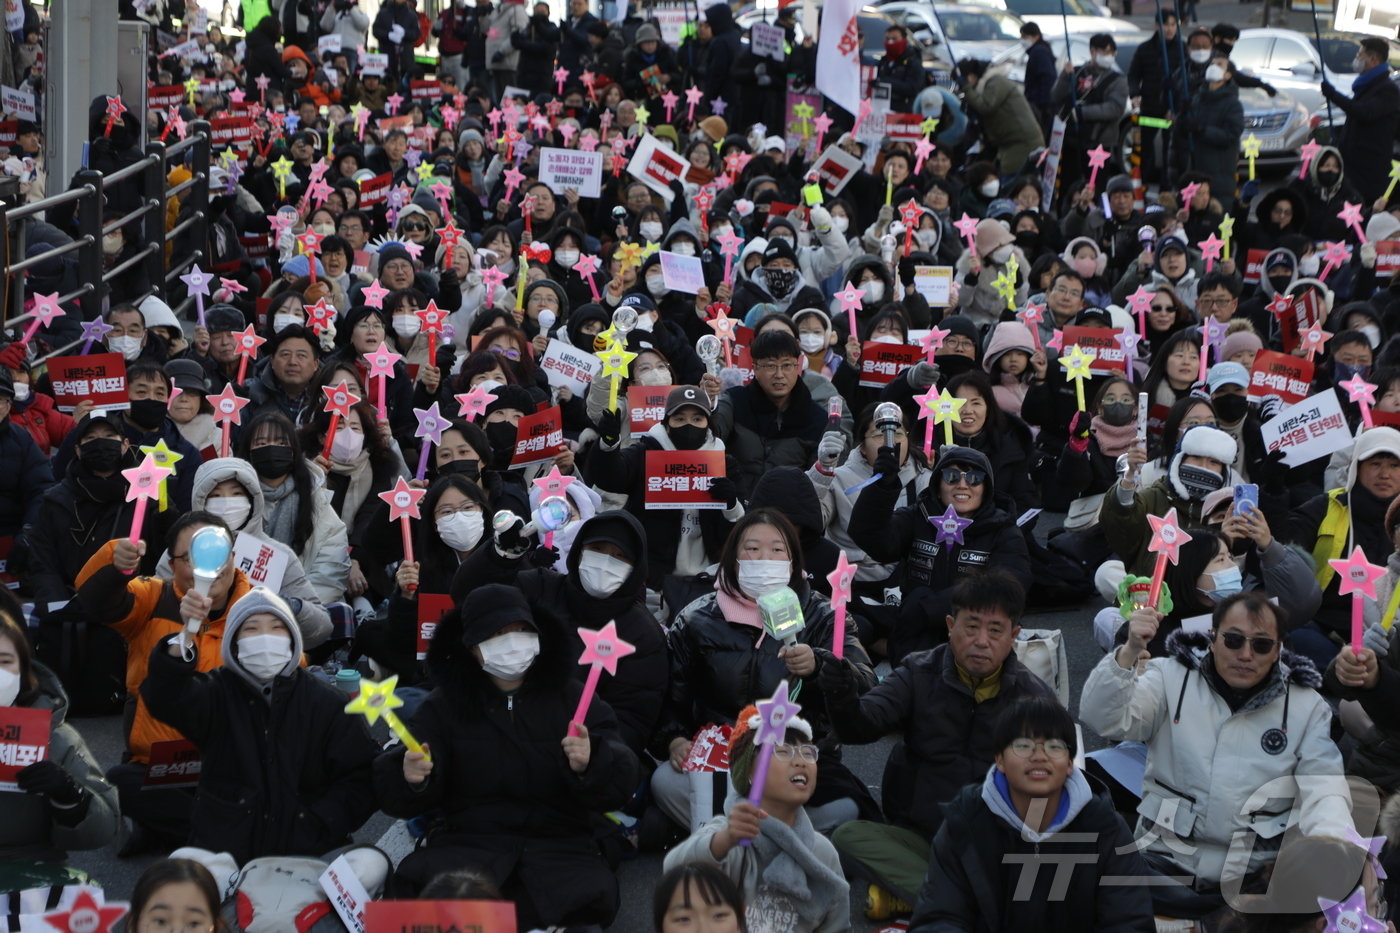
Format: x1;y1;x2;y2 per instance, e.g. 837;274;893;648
1091;416;1139;458
714;577;763;631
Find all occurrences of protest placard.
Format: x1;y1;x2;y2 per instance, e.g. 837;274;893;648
1063;326;1129;375
751;22;786;61
809;144;863;196
509;406;567;467
1260;390;1352;466
416;594;453;660
858;342;923;388
232;532;289;593
360;52;388;76
538;147;604;198
321;855;370;933
627;134;686;201
364;901;517;933
1247;349;1315;407
539;338;602;397
143;739;201;789
659;250;705;294
49;353;128;413
913;266;953;307
628;385;674;434
0;86;34;121
0;707;49;791
644;451;726;509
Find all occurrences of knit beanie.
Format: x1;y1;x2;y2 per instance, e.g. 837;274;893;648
727;703;813;797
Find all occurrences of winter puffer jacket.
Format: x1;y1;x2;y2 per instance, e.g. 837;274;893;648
710;376;827;503
0;418;53;536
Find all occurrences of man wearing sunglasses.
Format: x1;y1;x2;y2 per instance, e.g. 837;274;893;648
1082;592;1353;917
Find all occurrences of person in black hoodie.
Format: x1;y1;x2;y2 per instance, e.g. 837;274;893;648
0;370;53;547
748;466;841;595
449;509;667;759
1287;145;1363;244
373;584;638;927
700;3;742;120
849;445;1032;664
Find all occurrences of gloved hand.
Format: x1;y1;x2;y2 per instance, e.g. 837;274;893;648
388;23;405;43
16;760;84;806
0;342;25;370
708;476;738;508
1262;82;1278;97
1362;242;1377;269
809;205;833;235
1067;410;1091;454
876;203;894;229
597;407;622;447
1365;621;1392;659
493;512;527;555
906;360;939;390
435;342;457;375
873;444;900;483
527;545;559;568
817;431;845;469
1240;179;1260;205
817;653;855;695
1260;448;1288;495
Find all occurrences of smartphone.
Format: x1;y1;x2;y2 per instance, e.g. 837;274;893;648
1233;483;1259;517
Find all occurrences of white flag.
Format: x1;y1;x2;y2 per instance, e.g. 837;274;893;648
815;0;863;118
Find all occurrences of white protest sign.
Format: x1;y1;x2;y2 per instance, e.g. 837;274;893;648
912;266;954;307
318;34;343;56
360;52;389;75
540;337;603;398
5;0;23;32
653;5;690;45
1260;390;1352;466
539;146;604;199
626;133;686;203
232;532;289;594
1;86;35;121
319;856;370;933
751;22;786;61
659;250;705;294
808;143;864;195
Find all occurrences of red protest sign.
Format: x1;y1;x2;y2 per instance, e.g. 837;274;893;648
409;79;442;102
1275;289;1322;354
883;113;924;144
858;341;923;388
1376;241;1400;278
509;406;567;467
210;115;255;149
358;172;392;209
365;900;516;933
143;739;201;788
1147;403;1170;438
627;134;687;198
627;385;674;434
1063;326;1128;375
0;707;50;790
1241;248;1269;285
416;594;453;661
1247;349;1314;406
644;450;726;509
240;233;270;260
682;723;732;773
49;353;128;413
810;144;863;195
0;121;17;147
148;85;185;110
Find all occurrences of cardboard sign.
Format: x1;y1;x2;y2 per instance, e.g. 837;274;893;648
809;144;863;196
751;21;786;61
364;900;517;933
539;337;602;398
682;723;732;773
1063;326;1129;375
913;266;954;307
210;115;255;149
416;594;453;661
49;353;128;413
627;385;674;434
659;250;705;294
358;172;392;209
232;532;289;593
0;85;34;121
644;450;726;509
0;707;50;791
1261;390;1352;466
1275;289;1323;354
1376;241;1400;278
409;78;441;102
149;85;185;109
1247;349;1315;407
320;855;371;933
360;52;389;76
1241;248;1270;285
626;133;686;201
509;406;567;467
143;739;201;788
882;113;925;144
538;146;603;199
858;341;923;388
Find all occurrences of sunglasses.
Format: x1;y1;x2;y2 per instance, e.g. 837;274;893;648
1214;631;1277;655
940;468;987;487
401;222;428;232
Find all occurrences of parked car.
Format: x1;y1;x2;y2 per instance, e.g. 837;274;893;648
1236;84;1313;167
877;1;1026;69
954;0;1139;37
1232;27;1400;114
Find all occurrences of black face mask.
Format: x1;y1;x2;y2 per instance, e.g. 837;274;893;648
439;458;482;481
1213;393;1249;423
249;445;295;479
79;437;124;474
485;421;517;468
1014;231;1040;252
128;398;167;431
1100;402;1135;426
1267;274;1293;294
935;352;977;378
765;268;798;299
668;423;707;450
1317;169;1340;188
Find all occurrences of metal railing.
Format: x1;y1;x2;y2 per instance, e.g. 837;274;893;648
0;120;213;363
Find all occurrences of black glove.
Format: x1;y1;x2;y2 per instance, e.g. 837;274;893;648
873;445;900;484
597;407;622;446
708;476;738;509
1260;448;1288;495
17;760;84;806
527;545;559;568
434;341;457;375
1262;82;1277;97
1069;410;1091;440
817;654;856;696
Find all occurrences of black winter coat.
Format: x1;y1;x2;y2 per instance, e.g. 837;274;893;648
702;13;742;118
0;419;53;536
1127;31;1188;114
141;647;380;864
1324;70;1400;203
512;13;561;94
876;45;925;113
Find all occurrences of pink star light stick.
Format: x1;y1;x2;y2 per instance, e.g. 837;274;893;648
208;383;249;457
1086;145;1110;191
741;680;801;846
913;136;935;175
1127;286;1154;338
574;254;602;301
1200;316;1227;383
481;265;508;306
1299;321;1331;361
834;282;863;337
417;300;447;361
1198;234;1223;274
413;402;447;480
707;307;738;367
320;380;361;460
121;454;174;573
812;113;833;152
661;90;678;123
1146;508;1192;609
554;66;569;96
1179;182;1201;217
1330;545;1387;655
716;229;744;289
684;86;703;122
954;213;979;254
1298;140;1322;178
1340;374;1378;427
366;345;402;421
1017;303;1044;350
379;477;427;571
20;293;65;345
1339;202;1369;245
913;385;941;458
827;552;855;661
852;100;873;136
921;325;950;364
569;620;637;736
454;385;494;423
1321;241;1352;281
232;325;266;387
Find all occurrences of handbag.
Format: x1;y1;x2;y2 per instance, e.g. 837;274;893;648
1014;628;1069;706
1063;492;1106;533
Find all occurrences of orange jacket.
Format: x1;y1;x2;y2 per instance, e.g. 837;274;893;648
75;540;254;762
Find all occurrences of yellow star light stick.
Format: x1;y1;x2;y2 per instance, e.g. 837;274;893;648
920;116;939;137
1386;161;1400;202
270;156;294;200
1060;345;1097;412
344;675;430;760
1242;134;1261;182
634;103;651;129
596;341;638;412
184;76;201;105
993;254;1019;310
932;389;966;446
138;439;184;512
616;241;644;272
1218;215;1235;261
515;249;530;311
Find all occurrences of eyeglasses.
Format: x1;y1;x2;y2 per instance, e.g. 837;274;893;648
755;361;799;375
772;743;819;762
941;468;987;487
400;222;428;232
1197;296;1234;307
433;504;481;520
944;337;976;353
1050;286;1083;298
489;346;521;361
1008;738;1071;760
354;320;385;332
1214;631;1277;655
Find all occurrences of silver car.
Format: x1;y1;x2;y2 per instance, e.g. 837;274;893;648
1231;27;1399;115
1236;84;1312;167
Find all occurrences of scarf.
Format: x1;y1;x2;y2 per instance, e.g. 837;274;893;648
260;477;301;548
741;801;849;932
714;577;762;631
1354;62;1389;93
328;452;374;527
1090;416;1139;457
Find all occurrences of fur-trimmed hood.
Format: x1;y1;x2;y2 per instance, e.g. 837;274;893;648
1165;627;1322;715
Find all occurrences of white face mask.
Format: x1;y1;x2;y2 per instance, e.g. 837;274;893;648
273;313;302;333
477;630;539;680
393;315;422;339
1299;255;1321;276
798;332;827;354
556;249;580;268
330;427;364;462
646;275;667;297
1094;53;1116;69
639;221;664;241
736;559;791;600
578;550;633;598
671;242;697;257
872;334;901;344
991;244;1014;264
1189;48;1212;63
436;510;485;552
476;378;504;393
1360;324;1382;349
0;668;20;707
980;180;1000;198
109;335;142;361
1020;37;1034;49
713;224;733;240
313;223;335;237
238;632;294;681
637;366;671;386
1204;64;1225;82
860;280;885;304
206;495;252;530
831;216;850;234
633;313;655;332
11;383;30;402
103;234;124;256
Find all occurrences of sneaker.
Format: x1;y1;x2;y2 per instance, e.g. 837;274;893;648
865;883;911;920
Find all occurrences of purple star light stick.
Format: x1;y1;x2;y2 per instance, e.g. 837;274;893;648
741;679;801;847
413;402;447;481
